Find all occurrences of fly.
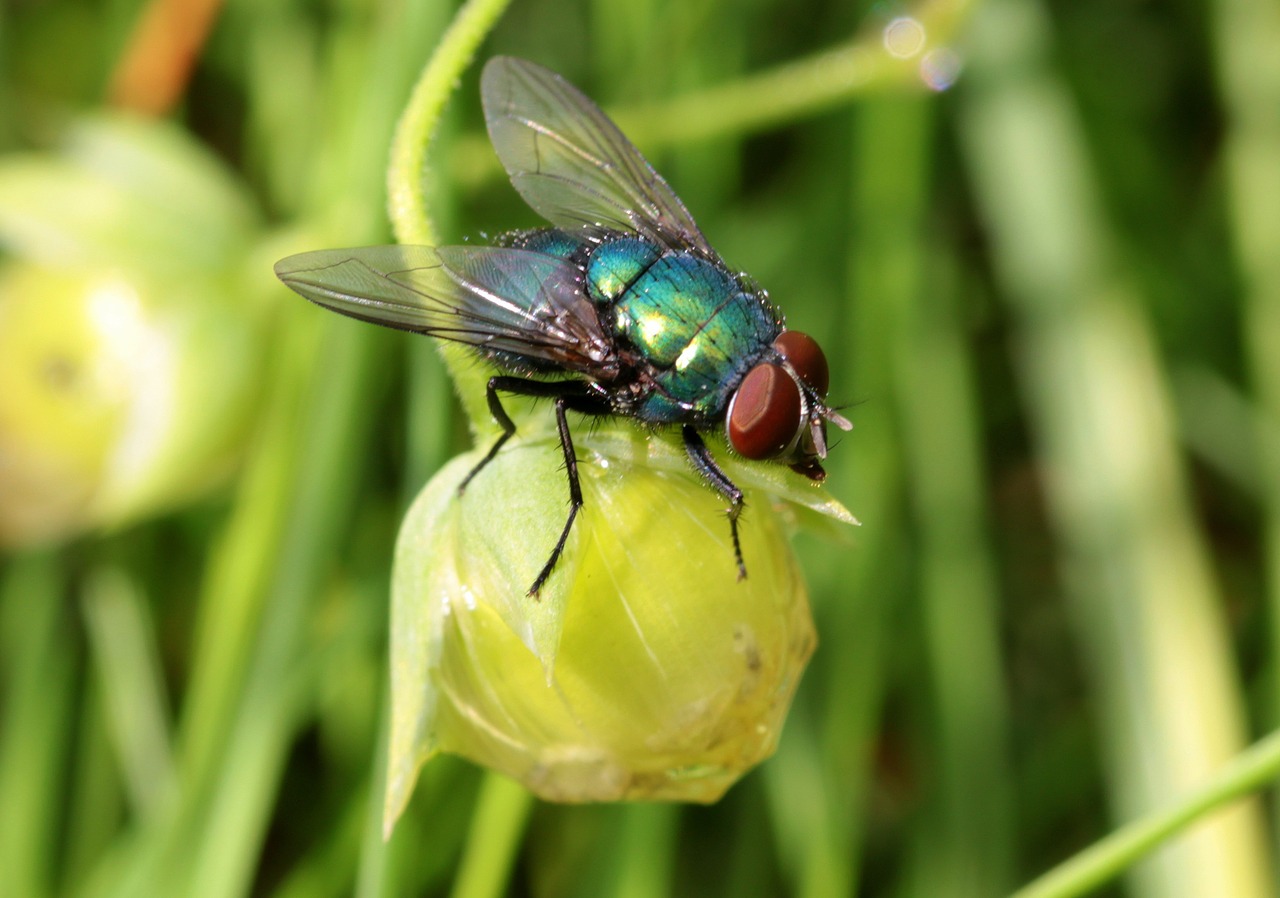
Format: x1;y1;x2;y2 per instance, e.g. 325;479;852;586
275;57;851;596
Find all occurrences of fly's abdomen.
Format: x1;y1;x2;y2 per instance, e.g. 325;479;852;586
498;228;585;260
605;251;779;422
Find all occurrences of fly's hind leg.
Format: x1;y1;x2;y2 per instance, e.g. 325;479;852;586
456;376;605;597
458;376;589;493
526;395;585;597
682;425;747;580
458;376;522;494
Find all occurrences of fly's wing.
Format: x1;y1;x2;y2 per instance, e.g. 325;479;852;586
482;56;720;261
274;245;614;374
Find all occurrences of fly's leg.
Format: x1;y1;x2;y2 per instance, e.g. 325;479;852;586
455;376;605;597
458;376;589;494
458;376;518;494
526;396;584;597
682;425;747;580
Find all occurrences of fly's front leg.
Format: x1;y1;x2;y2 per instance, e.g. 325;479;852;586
682;425;747;580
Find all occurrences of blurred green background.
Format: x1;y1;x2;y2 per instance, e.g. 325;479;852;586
3;0;1279;895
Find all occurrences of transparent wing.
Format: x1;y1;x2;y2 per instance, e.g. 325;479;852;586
274;245;615;374
482;56;719;261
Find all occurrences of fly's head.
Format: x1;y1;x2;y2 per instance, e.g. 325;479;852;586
724;330;851;482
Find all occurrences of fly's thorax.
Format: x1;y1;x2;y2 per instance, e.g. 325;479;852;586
591;251;780;423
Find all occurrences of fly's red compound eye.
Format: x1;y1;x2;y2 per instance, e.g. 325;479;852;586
773;330;830;398
727;363;803;460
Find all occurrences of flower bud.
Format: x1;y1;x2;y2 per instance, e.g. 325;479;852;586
0;116;262;546
385;427;855;826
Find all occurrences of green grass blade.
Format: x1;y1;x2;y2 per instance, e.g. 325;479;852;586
449;774;533;898
866;88;1015;896
0;554;74;898
959;0;1271;893
1208;0;1280;861
80;567;175;818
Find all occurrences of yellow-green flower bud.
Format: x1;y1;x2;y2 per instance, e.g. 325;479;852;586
0;117;262;546
0;264;126;543
385;426;855;826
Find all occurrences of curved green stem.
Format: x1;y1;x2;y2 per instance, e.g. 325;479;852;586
386;0;512;247
386;0;514;428
1012;728;1280;898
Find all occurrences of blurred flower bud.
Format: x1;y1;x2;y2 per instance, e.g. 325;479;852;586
0;116;264;546
385;427;855;826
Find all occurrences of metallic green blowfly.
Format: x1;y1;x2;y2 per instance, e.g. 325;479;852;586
274;56;851;596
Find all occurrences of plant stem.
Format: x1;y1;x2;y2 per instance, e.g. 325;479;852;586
448;774;532;898
1013;729;1280;898
615;0;972;147
385;0;514;429
386;0;513;248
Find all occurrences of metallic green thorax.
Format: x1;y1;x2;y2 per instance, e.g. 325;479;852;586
506;230;781;423
607;252;779;421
